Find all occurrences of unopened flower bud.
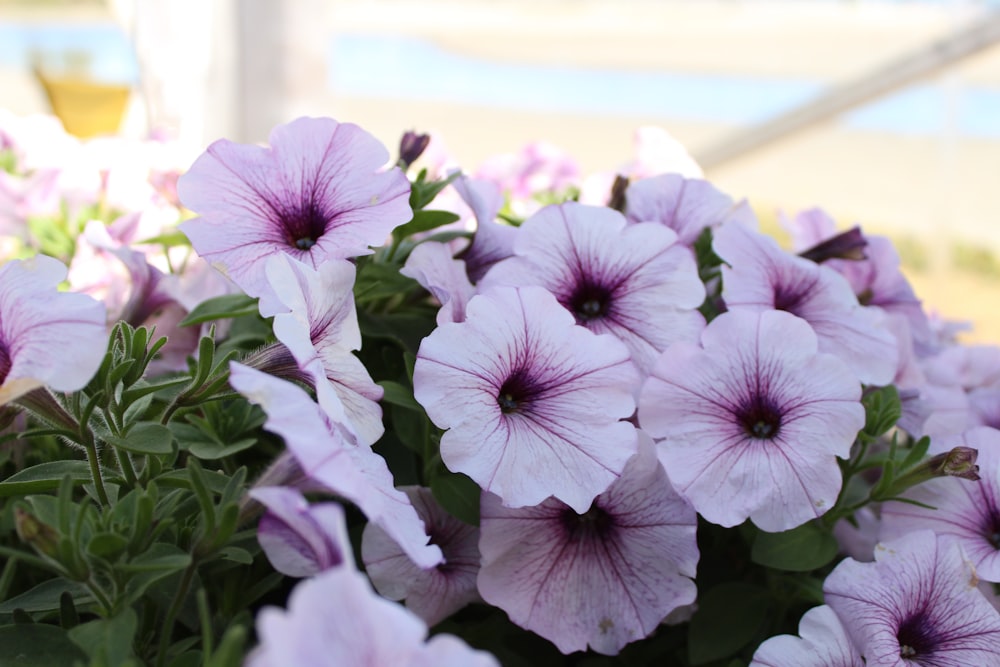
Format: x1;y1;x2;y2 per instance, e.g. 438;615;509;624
928;446;980;481
14;506;60;558
799;226;867;263
607;174;629;212
398;131;430;170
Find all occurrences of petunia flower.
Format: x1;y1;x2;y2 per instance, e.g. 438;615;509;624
0;255;107;405
624;173;756;247
178;116;412;297
247;566;498;667
400;241;477;325
477;435;698;655
750;605;863;667
362;486;481;626
638;309;865;531
480;202;705;374
228;363;443;568
256;254;384;445
824;529;1000;666
413;286;640;513
714;221;898;386
880;426;1000;582
251;486;353;577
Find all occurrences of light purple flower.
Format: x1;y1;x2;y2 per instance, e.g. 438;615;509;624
751;605;863;667
257;254;384;445
251;486;352;577
480;202;705;374
714;221;898;386
477;435;698;655
881;427;1000;582
248;566;498;667
624;174;756;246
413;286;640;513
229;363;443;568
638;309;865;531
362;486;481;626
178;116;411;297
451;175;516;284
400;241;477;325
824;529;1000;666
0;255;106;404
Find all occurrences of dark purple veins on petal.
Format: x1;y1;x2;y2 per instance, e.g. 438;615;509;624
278;196;329;251
772;282;811;316
736;393;783;440
497;368;540;415
0;341;10;384
897;611;936;661
568;280;613;323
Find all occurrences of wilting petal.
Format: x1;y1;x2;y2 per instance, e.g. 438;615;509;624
229;363;442;568
414;286;640;513
362;486;480;626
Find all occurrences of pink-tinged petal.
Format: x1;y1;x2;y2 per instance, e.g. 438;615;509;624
640;310;864;531
451;176;516;283
251;566;427;667
261;254;383;445
715;221;898;386
481;202;705;375
477;436;698;655
414;286;640;513
178;117;411;297
362;486;480;626
0;255;106;403
824;530;1000;666
751;605;863;667
229;363;442;568
881;427;1000;582
251;486;353;577
624;174;755;246
401;242;477;325
408;635;500;667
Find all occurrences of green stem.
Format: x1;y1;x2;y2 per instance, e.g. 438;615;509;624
155;561;198;667
81;433;110;507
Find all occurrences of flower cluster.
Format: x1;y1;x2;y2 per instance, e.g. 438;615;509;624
0;111;999;666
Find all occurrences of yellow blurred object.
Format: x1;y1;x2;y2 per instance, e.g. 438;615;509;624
34;72;130;139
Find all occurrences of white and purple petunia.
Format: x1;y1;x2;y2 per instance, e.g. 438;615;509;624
362;486;481;626
881;426;1000;582
714;221;898;386
257;254;384;445
247;566;498;667
477;435;698;655
177;116;412;297
229;363;443;568
0;254;107;404
824;529;1000;666
413;286;640;513
251;486;353;577
638;309;865;531
750;605;863;667
480;202;705;374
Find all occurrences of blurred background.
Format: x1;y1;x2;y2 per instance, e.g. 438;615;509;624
2;0;1000;338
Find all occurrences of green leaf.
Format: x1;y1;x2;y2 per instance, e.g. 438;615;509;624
216;546;254;565
392;209;461;241
180;294;259;327
87;532;130;559
409;170;460;211
862;385;901;439
688;583;770;664
378;381;421;411
105;422;175;456
185;437;257;461
120;543;192;573
0;579;92;614
354;262;420;303
68;608;137;666
136;230;191;247
0;462;115;497
358;311;436;354
0;623;87;665
751;520;839;572
430;472;480;526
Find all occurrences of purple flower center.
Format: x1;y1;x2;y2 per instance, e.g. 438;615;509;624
568;281;612;323
986;513;1000;550
0;342;10;384
735;393;782;440
561;501;615;542
897;611;936;661
497;369;540;415
772;283;810;316
278;197;329;251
